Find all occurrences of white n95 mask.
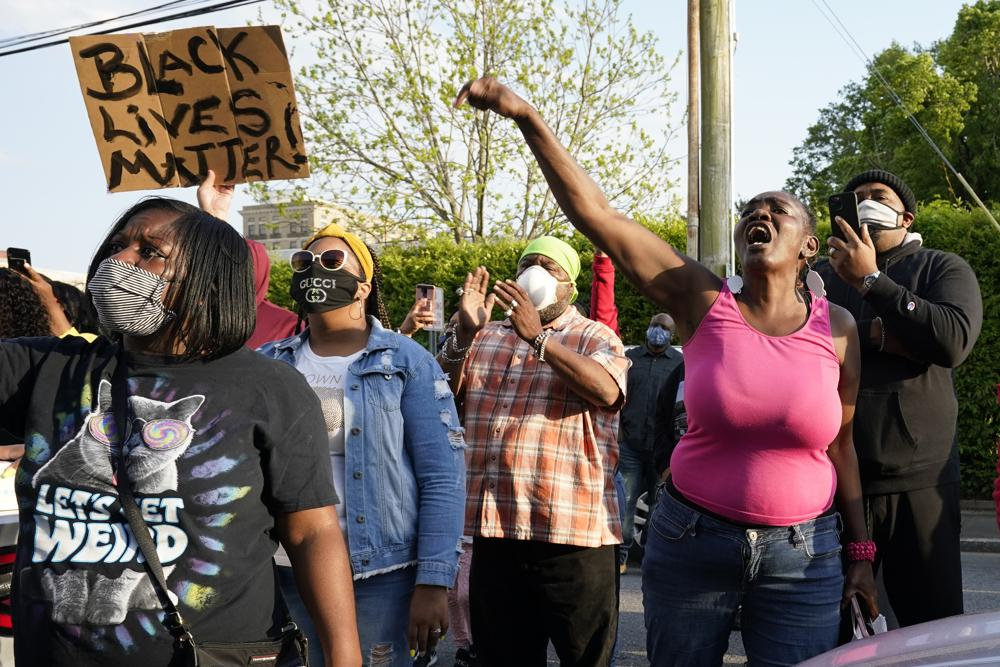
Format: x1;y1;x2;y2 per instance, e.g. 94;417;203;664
516;265;561;310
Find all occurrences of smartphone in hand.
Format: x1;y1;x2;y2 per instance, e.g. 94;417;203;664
6;248;31;275
828;192;862;242
415;284;444;332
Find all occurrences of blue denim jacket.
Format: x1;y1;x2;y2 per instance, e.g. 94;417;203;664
258;319;466;587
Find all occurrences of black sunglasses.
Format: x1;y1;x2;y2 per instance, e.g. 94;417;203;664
290;249;348;273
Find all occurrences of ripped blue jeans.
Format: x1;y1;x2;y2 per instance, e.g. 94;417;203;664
280;564;416;667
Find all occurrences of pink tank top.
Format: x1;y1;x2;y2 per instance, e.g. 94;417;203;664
670;284;842;525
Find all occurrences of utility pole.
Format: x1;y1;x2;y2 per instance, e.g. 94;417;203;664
698;0;732;277
686;0;700;259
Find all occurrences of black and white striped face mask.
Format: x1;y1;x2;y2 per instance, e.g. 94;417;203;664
88;258;176;337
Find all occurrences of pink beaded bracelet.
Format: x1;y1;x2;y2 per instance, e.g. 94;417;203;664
845;540;877;562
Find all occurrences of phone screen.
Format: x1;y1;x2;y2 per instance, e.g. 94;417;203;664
6;247;31;275
416;284;434;301
828;192;861;242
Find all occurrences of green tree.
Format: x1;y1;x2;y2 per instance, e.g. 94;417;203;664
936;0;1000;202
787;43;974;213
265;0;679;242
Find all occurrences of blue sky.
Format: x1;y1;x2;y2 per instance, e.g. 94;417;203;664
0;0;970;274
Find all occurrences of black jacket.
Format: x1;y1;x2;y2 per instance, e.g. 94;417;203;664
619;345;682;453
817;240;983;494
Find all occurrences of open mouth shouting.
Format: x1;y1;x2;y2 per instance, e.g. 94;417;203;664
745;222;773;248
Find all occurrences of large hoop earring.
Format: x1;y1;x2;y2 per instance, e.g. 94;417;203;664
349;299;364;321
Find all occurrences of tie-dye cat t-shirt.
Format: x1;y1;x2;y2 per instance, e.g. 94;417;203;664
0;337;337;666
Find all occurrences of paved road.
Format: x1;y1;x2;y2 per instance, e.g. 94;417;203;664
432;550;1000;666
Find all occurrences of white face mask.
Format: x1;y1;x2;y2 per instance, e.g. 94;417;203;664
858;199;903;229
516;265;561;310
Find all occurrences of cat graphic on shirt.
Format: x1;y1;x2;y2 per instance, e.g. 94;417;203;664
32;379;204;625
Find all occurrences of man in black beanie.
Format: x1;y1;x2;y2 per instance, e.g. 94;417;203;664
818;169;983;627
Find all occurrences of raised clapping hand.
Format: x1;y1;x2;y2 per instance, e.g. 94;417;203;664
196;169;235;222
453;76;530;119
493;279;543;344
457;267;496;335
827;218;879;291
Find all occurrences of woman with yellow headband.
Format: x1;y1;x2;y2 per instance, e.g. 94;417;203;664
258;223;467;667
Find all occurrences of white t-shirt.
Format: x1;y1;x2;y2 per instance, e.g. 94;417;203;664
274;342;363;567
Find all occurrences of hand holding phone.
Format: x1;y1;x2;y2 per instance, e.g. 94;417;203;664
828;192;862;242
415;284;444;332
6;247;31;275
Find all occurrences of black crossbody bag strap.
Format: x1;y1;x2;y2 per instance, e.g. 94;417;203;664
109;348;195;645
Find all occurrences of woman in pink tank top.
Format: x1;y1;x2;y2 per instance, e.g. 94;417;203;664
453;77;879;666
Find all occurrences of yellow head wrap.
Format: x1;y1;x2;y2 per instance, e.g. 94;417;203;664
303;222;374;282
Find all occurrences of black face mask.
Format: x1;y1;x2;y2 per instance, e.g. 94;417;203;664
290;265;360;314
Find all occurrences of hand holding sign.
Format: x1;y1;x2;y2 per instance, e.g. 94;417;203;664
197;169;234;221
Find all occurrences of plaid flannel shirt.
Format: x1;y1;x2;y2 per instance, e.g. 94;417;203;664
461;306;629;547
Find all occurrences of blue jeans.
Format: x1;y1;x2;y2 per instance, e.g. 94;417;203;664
641;491;844;666
279;565;416;666
618;445;660;563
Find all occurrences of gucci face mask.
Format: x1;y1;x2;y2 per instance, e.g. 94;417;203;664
290;264;360;314
88;258;175;337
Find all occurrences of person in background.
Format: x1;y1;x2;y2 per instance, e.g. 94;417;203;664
0;267;50;339
438;236;629;667
196;170;299;349
819;169;983;626
9;266;97;342
0;266;52;457
590;249;619;335
246;239;299;348
618;314;682;572
258;223;465;667
454;76;877;665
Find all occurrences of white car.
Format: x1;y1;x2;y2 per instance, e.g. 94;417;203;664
799;611;1000;666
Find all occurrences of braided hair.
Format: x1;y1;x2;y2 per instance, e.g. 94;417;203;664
365;243;391;329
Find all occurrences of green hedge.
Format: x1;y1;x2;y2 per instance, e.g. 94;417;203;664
269;207;999;498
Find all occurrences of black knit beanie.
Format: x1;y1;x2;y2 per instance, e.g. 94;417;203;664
843;170;916;213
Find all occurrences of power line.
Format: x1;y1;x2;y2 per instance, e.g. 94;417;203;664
0;0;209;49
0;0;266;58
811;0;999;233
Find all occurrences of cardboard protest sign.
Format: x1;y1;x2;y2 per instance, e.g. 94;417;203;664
70;26;309;192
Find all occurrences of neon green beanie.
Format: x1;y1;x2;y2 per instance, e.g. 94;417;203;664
519;236;580;302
